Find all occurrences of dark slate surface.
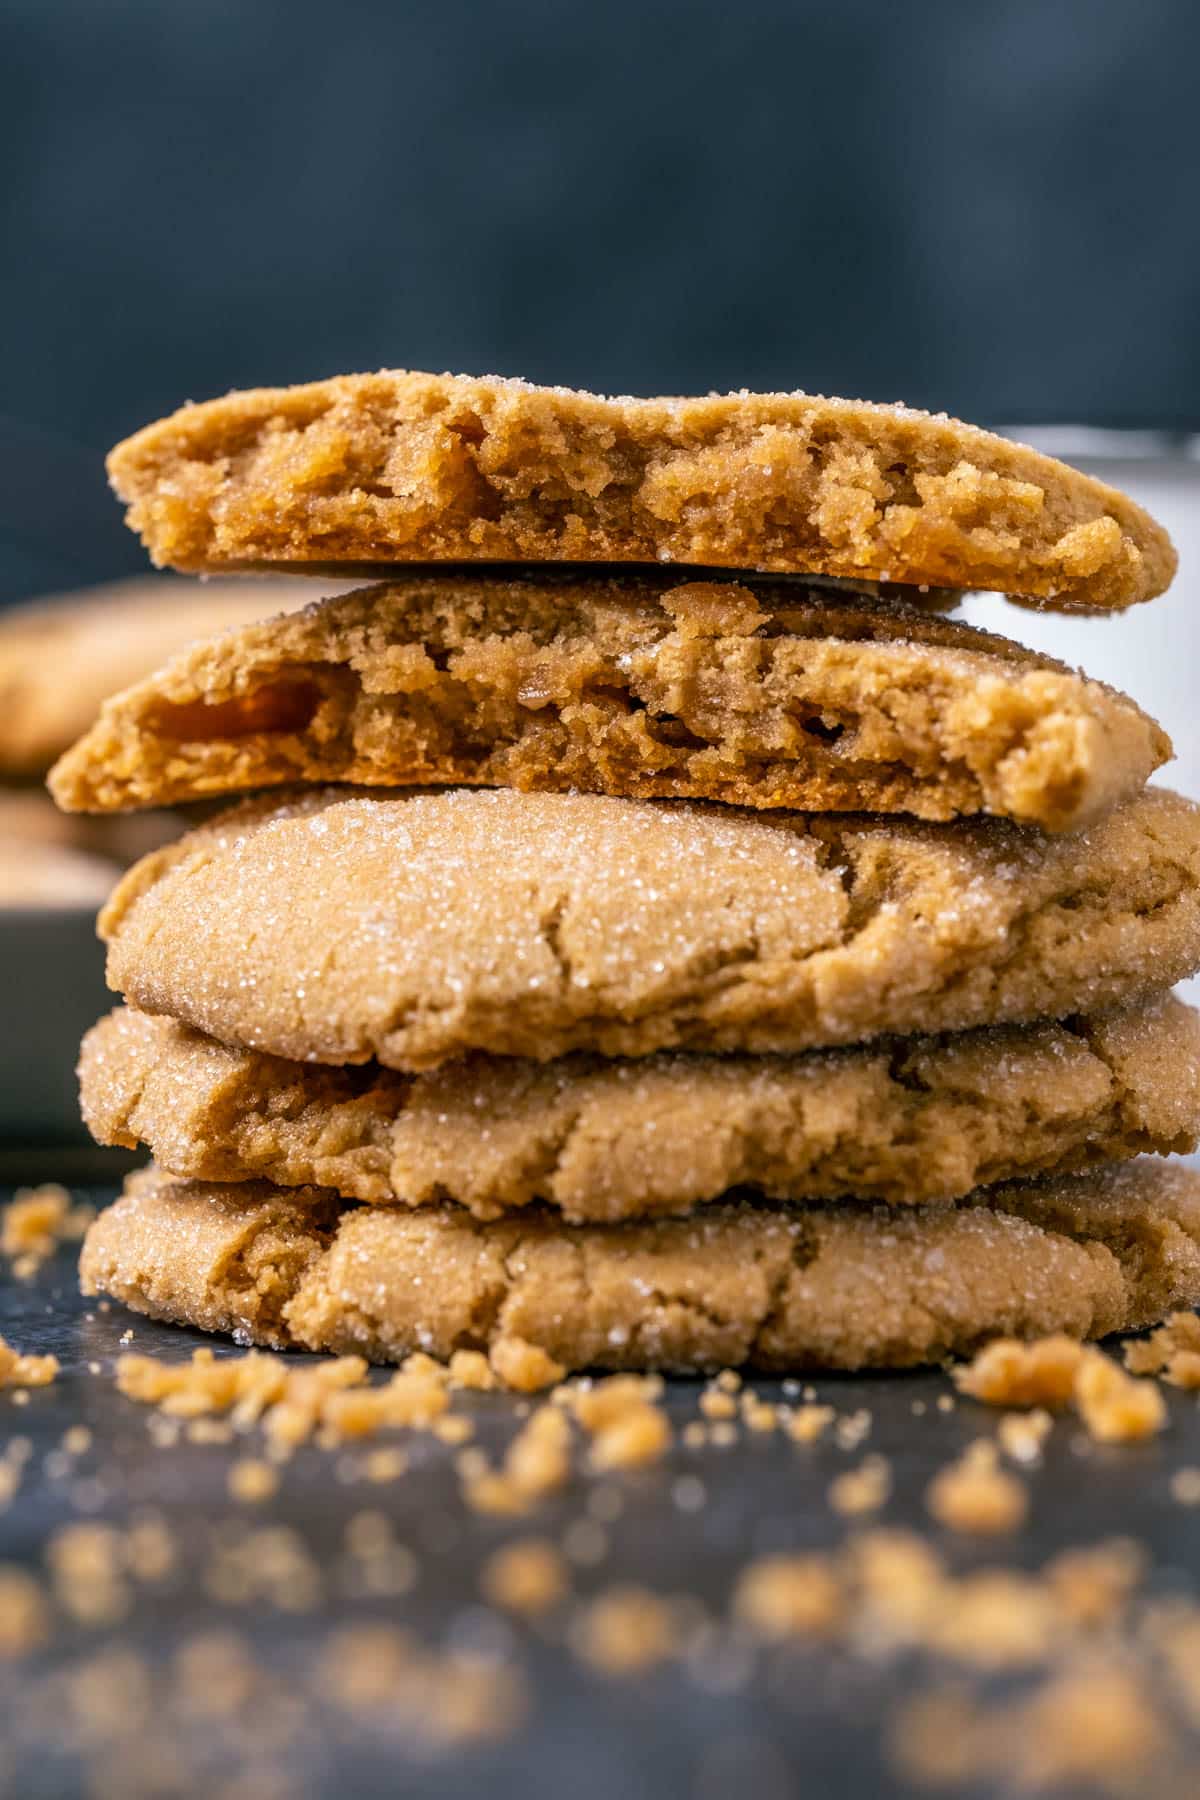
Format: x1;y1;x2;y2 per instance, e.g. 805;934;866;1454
4;1180;1200;1798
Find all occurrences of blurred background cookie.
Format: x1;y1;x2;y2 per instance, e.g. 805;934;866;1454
0;573;351;777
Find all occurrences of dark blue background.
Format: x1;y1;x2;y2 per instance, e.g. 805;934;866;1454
2;0;1197;601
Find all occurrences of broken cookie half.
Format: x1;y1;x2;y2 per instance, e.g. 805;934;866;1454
105;370;1175;611
50;574;1169;832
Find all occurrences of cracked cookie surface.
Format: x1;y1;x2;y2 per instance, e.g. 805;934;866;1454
51;574;1169;832
106;371;1175;611
98;785;1200;1069
78;1160;1200;1373
79;997;1200;1220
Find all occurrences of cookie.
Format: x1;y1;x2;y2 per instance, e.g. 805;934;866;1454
0;788;185;874
79;997;1200;1220
105;372;1174;611
78;1159;1200;1373
0;574;349;776
99;785;1200;1070
50;575;1169;833
0;836;118;907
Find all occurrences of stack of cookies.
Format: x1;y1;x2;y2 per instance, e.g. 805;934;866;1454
53;373;1200;1384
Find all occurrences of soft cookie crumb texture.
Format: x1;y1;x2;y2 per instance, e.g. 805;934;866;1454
50;575;1170;830
105;371;1176;611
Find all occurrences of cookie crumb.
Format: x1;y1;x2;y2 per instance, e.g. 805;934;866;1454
892;1663;1169;1792
489;1336;565;1393
1;1183;93;1270
926;1442;1027;1535
1045;1540;1144;1628
787;1404;834;1444
574;1587;678;1674
1074;1353;1165;1443
835;1408;873;1451
46;1522;129;1626
956;1334;1084;1407
448;1349;495;1391
482;1540;569;1615
0;1335;58;1389
1124;1312;1200;1388
0;1566;50;1655
733;1554;843;1639
227;1460;278;1505
317;1624;526;1744
957;1336;1166;1443
700;1388;737;1421
1170;1467;1200;1506
829;1455;891;1517
997;1407;1053;1465
464;1405;571;1515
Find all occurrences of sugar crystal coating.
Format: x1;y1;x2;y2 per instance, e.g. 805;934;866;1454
78;995;1200;1219
98;785;1200;1069
79;1159;1200;1373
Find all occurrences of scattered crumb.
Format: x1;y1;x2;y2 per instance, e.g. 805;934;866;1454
573;1587;678;1674
787;1404;834;1444
997;1408;1053;1465
0;1335;58;1389
45;1523;129;1626
432;1415;474;1446
115;1345;476;1450
0;1566;49;1655
186;1417;234;1444
1013;1661;1171;1790
565;1376;671;1470
1170;1467;1200;1506
124;1514;175;1584
929;1570;1059;1668
448;1349;495;1391
926;1442;1028;1535
362;1447;409;1484
829;1455;891;1517
1075;1354;1166;1444
589;1407;671;1471
957;1337;1167;1444
891;1663;1170;1793
742;1400;778;1433
849;1529;947;1645
203;1525;321;1612
1045;1541;1145;1629
489;1336;565;1393
227;1460;279;1505
700;1389;737;1421
733;1554;843;1639
464;1405;571;1514
482;1540;569;1615
317;1624;526;1744
956;1335;1085;1408
835;1408;872;1451
1124;1312;1200;1388
1;1184;93;1273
